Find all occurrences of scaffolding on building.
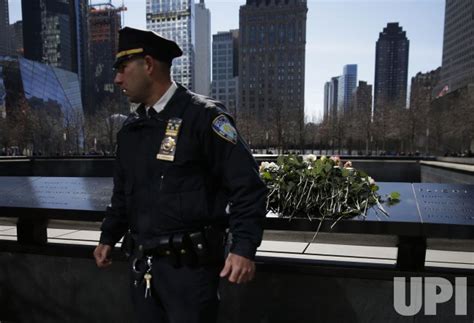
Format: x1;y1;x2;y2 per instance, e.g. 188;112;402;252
89;1;126;43
86;1;127;114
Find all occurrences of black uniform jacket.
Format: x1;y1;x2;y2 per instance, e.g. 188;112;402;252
99;84;268;260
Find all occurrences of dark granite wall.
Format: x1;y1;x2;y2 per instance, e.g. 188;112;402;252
0;159;422;182
421;165;474;184
4;159;474;184
0;252;472;323
352;160;420;182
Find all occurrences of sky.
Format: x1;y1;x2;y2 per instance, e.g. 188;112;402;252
8;0;445;121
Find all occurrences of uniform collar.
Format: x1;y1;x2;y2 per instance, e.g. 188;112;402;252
152;83;191;120
124;84;191;128
148;81;178;115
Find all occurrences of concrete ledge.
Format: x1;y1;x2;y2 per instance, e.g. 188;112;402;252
437;157;474;165
263;230;398;246
1;228;472;270
420;160;474;173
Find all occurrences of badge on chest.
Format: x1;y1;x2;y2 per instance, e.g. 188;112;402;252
157;118;183;162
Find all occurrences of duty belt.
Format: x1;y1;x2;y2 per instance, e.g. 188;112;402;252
122;226;226;268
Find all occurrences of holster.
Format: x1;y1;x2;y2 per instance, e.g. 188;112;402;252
198;226;226;265
171;233;198;267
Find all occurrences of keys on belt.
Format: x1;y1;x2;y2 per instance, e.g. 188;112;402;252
129;227;225;299
132;255;153;299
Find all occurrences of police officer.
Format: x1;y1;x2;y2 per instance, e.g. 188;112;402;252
93;27;268;323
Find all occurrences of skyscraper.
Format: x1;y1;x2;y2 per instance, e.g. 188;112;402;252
22;0;88;74
147;0;195;90
323;82;331;121
0;0;11;56
21;1;41;62
194;0;211;96
437;0;474;94
10;21;24;56
329;76;339;121
352;81;372;113
323;76;339;122
239;0;307;141
337;64;357;115
374;22;409;111
21;0;89;109
88;2;125;112
74;0;89;92
211;30;239;117
410;68;441;152
351;81;373;153
410;68;441;109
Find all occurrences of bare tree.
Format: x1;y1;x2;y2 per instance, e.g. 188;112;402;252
429;85;474;155
84;96;128;155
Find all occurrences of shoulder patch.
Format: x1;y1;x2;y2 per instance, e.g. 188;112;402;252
212;114;237;144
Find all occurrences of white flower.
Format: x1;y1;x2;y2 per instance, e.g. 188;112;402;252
368;176;376;185
320;155;327;162
260;161;279;173
267;162;280;172
259;161;270;173
303;154;317;163
330;156;341;164
344;161;352;168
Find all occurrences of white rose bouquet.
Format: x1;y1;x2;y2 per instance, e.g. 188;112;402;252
260;155;400;224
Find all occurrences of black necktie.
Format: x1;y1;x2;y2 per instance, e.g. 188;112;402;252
147;107;157;118
136;104;146;118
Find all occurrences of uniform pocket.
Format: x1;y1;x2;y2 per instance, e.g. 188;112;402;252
155;164;209;228
160;171;205;193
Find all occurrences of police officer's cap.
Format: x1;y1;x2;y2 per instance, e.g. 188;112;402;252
114;27;183;68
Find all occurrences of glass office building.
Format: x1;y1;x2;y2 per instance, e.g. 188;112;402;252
22;0;87;74
0;0;11;56
211;30;239;117
194;0;210;95
374;23;409;111
21;0;89;110
146;0;195;90
0;64;5;118
0;56;83;122
239;0;308;137
437;0;474;94
337;64;358;115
